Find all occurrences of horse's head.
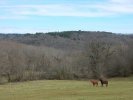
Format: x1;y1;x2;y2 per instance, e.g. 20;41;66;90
90;79;94;83
99;78;102;81
99;75;107;81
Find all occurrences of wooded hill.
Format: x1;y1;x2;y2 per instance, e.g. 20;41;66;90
0;31;133;83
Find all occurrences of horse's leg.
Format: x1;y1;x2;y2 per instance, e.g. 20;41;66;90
96;83;98;87
94;83;96;86
101;83;103;87
106;83;108;87
93;83;95;86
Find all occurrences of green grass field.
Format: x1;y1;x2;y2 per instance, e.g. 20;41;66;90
0;77;133;100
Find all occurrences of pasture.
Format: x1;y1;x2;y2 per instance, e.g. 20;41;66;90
0;77;133;100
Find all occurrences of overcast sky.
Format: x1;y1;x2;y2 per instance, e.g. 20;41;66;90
0;0;133;34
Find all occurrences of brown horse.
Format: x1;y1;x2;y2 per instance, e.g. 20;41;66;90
99;78;108;87
90;79;99;87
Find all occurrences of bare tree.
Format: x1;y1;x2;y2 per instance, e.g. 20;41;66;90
84;40;115;78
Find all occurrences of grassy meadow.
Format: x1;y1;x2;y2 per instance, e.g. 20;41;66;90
0;77;133;100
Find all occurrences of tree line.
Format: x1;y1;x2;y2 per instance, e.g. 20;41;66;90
0;32;133;83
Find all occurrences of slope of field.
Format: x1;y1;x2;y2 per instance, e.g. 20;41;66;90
0;77;133;100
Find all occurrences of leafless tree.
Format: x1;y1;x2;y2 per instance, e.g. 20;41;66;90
84;40;115;78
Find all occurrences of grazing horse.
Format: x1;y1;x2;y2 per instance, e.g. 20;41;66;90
90;79;99;87
99;78;108;87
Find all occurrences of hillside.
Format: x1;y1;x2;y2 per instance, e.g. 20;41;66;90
0;31;132;51
0;31;133;82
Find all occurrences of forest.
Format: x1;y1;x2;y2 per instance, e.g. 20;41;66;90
0;31;133;83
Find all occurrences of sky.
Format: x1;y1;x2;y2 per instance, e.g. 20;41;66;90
0;0;133;34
